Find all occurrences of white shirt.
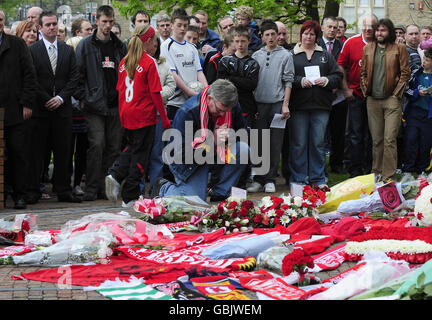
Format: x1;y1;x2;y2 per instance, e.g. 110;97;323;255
41;37;63;104
322;36;335;52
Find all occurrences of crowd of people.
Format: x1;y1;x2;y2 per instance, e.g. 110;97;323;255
0;4;431;209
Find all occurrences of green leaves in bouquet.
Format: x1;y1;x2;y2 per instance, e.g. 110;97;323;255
400;272;432;300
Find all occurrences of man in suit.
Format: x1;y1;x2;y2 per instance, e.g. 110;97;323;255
318;16;347;174
0;10;37;209
27;11;81;203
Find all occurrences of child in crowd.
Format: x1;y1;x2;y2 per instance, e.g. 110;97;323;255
234;5;262;53
217;25;260;127
204;30;236;84
185;25;205;68
402;46;432;178
247;19;294;194
160;8;208;120
105;25;171;207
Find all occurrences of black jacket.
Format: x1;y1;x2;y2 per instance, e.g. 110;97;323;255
290;43;343;112
29;39;79;118
75;30;127;115
217;54;260;115
0;34;37;126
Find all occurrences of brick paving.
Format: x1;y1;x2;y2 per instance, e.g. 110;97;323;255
0;178;355;300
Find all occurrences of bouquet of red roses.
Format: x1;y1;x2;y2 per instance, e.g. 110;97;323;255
281;248;315;282
303;185;329;207
254;194;321;229
199;197;260;234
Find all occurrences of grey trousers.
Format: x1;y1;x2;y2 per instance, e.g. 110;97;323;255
84;109;122;196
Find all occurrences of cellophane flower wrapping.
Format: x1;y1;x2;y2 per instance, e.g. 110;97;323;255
0;214;37;245
308;252;411;300
337;180;425;216
55;212;173;246
12;228;117;266
136;196;212;224
257;245;294;273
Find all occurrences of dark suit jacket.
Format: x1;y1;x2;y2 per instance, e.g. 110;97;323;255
0;34;37;126
29;39;79;118
317;37;343;61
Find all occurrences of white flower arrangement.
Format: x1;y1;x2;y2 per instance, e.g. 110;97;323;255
345;239;432;255
414;184;432;227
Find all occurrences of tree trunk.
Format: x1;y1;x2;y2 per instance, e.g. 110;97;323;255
323;0;341;18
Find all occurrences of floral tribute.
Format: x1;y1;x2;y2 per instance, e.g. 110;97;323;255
255;192;322;228
414;183;432;227
200;197;260;234
281;248;315;282
344;226;432;264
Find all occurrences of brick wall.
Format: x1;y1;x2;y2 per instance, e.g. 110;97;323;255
388;1;432;28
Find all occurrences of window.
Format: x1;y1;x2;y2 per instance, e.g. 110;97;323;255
340;0;387;34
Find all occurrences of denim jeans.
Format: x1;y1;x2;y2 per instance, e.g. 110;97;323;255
160;141;249;201
347;95;372;175
288;110;330;185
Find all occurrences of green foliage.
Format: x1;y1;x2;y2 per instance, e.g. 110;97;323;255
400;272;432;300
113;0;341;30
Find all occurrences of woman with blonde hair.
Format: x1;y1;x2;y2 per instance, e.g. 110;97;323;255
105;24;171;207
15;21;38;46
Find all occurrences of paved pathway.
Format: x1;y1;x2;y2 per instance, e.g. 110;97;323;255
0;179;355;300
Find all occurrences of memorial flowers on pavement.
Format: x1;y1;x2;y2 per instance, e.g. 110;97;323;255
199;197;259;234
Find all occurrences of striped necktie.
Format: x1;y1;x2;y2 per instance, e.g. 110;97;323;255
49;43;57;74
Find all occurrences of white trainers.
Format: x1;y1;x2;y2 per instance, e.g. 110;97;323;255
122;200;137;208
247;181;263;193
264;182;276;193
105;175;120;202
73;185;84;196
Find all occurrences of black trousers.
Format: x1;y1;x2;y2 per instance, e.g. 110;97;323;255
69;132;88;187
5;121;31;201
27;116;73;197
109;125;155;203
329;100;348;170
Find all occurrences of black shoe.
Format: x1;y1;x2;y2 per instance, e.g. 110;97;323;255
14;198;27;210
25;193;40;204
209;194;227;203
58;192;82;203
151;177;169;198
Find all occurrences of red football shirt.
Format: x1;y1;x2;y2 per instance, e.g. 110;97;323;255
117;53;162;129
337;33;368;99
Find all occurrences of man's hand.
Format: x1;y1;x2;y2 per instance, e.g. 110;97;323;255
45;96;62;111
23;107;32;120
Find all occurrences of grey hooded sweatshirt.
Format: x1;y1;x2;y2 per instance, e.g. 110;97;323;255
252;45;294;103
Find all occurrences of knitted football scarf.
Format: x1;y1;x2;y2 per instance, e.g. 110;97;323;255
191;86;232;163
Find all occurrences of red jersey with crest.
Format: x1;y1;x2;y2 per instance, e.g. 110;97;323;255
117;53;162;129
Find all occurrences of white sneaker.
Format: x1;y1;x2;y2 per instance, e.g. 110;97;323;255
264;182;276;193
122;200;137;208
247;181;263;193
73;185;84;196
105;175;120;202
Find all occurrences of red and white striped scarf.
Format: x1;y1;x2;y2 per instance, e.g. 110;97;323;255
192;86;232;162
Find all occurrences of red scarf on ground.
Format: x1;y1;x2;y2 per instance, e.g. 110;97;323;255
191;86;232;162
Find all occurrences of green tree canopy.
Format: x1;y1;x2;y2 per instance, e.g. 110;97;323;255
113;0;343;30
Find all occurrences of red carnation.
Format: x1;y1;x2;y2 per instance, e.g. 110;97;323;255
275;209;284;218
273;217;280;225
242;200;254;209
281;204;290;210
417;212;424;220
239;207;249;217
254;215;262;223
227;201;238;210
